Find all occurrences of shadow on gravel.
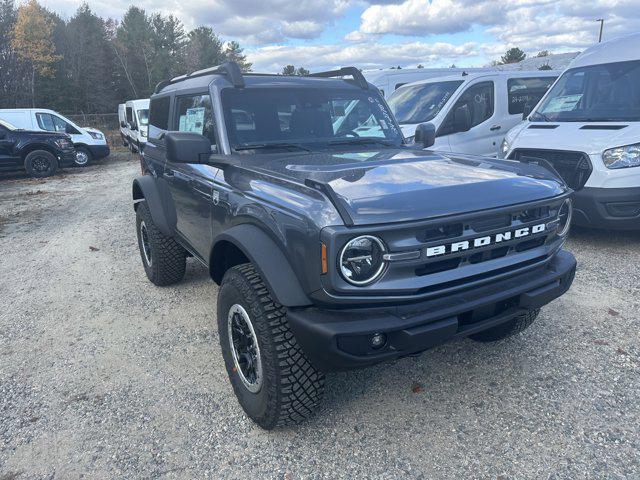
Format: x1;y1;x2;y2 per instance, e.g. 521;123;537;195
570;225;640;243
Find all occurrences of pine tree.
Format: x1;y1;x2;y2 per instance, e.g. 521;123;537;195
185;26;225;71
225;41;251;72
501;47;526;64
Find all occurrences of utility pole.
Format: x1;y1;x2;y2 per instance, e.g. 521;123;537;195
596;19;604;43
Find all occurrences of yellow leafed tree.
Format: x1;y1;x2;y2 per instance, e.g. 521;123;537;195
11;0;61;106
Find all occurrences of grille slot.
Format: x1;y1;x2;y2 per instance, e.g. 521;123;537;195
509;149;592;190
417;223;463;242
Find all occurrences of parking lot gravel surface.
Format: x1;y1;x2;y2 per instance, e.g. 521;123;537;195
1;156;639;479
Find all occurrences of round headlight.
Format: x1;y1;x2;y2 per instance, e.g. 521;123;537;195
339;235;387;285
557;198;573;237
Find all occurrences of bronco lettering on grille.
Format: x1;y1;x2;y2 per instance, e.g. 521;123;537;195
425;223;546;258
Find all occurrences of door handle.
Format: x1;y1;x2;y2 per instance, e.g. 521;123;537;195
490;125;502;131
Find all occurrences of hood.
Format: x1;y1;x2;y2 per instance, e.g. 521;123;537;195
225;147;567;226
83;127;100;134
510;122;640;155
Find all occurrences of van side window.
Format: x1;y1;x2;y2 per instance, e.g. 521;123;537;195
440;81;494;135
36;113;80;135
149;96;170;136
507;77;556;115
174;94;216;146
126;107;134;125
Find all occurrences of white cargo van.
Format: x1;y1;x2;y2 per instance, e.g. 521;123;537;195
0;108;109;166
124;99;149;152
387;70;559;156
363;67;491;98
501;33;640;229
118;103;129;147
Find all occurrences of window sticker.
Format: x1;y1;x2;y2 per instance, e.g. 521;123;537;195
182;107;206;134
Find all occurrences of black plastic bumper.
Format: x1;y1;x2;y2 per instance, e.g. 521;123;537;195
572;186;640;230
287;250;576;372
58;150;78;168
85;144;110;160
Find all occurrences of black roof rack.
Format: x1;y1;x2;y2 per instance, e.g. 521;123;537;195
154;62;245;94
309;67;369;90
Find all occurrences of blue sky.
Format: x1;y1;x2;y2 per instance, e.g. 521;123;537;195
43;0;640;71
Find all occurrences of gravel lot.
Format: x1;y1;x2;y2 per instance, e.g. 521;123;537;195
1;156;639;479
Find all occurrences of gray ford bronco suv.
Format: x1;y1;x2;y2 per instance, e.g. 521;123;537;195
133;62;576;429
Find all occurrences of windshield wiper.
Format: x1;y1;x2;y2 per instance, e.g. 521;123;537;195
530;111;553;122
327;138;397;147
234;142;312;152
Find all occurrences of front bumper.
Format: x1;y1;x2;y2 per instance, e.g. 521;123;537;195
85;144;110;160
287;250;576;371
572;186;640;230
58;150;78;168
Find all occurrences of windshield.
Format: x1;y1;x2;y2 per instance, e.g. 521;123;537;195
533;60;640;122
387;80;464;124
0;119;16;130
221;87;404;149
137;109;149;126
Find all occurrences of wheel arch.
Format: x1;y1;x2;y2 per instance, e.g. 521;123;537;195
210;224;312;308
132;175;176;237
20;143;58;160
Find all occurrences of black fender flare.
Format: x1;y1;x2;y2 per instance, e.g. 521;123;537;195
132;176;176;237
213;224;312;307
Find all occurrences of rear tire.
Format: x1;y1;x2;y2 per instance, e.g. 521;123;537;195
135;202;186;286
24;150;58;178
218;264;325;429
469;309;540;342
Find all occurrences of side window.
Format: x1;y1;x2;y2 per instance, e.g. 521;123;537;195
440;81;494;135
148;96;170;140
126;107;133;124
36;113;79;135
507;77;556;115
174;94;216;146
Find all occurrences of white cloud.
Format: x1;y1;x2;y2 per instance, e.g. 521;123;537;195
356;0;505;36
247;40;479;72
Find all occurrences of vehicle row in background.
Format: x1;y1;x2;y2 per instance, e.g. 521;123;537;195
502;32;640;230
386;70;559;156
0;118;76;177
118;99;149;153
0;108;109;167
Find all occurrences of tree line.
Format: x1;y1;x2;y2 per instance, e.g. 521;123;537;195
0;0;251;114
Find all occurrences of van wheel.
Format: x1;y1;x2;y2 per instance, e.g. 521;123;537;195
218;264;325;429
25;150;58;178
135;202;186;286
469;309;540;342
74;147;92;167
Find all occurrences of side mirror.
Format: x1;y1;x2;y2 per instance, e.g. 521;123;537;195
453;104;472;133
165;131;212;164
522;104;532;120
414;123;436;148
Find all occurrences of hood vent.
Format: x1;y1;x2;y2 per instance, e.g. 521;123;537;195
528;124;559;129
580;125;627;130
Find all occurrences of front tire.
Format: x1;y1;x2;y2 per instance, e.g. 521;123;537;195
218;264;325;429
135;202;186;286
24;150;58;178
74;146;92;167
469;309;540;342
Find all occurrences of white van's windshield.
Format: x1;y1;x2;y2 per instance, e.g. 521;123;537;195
137;109;149;126
387;80;464;124
532;60;640;122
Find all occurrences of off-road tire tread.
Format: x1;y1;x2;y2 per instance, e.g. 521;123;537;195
469;308;540;342
136;202;186;286
221;264;325;429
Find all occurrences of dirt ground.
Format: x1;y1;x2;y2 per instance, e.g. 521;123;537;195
1;155;639;479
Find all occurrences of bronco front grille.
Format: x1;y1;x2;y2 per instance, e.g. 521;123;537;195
509;148;592;190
